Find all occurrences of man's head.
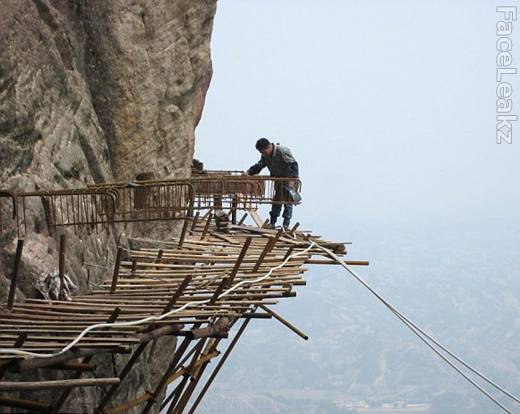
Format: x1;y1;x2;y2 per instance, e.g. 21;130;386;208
256;138;273;157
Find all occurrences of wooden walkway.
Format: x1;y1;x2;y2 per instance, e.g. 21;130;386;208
0;209;365;413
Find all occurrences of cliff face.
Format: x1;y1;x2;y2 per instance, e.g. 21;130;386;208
0;0;216;412
0;0;215;185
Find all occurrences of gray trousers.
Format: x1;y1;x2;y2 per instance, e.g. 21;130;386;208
270;185;293;224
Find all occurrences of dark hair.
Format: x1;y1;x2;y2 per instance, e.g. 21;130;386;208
255;138;270;151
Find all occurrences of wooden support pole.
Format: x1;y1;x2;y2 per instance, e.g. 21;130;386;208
190;317;232;340
227;237;252;286
283;246;295;262
178;216;190;249
52;308;121;413
209;277;230;306
95;343;148;413
47;362;96;372
259;304;308;340
0;396;51;413
159;343;204;413
7;239;24;311
190;212;200;231
96;279;190;414
238;212;248;225
200;212;212;240
0;377;120;391
200;209;212;221
188;316;253;414
100;391;153;414
0;333;27;379
242;312;272;319
163;274;193;314
137;325;182;343
289;222;300;235
166;339;207;414
251;229;282;273
161;377;185;412
110;247;123;294
171;315;240;414
186;199;194;218
306;259;369;266
16;348;129;373
141;337;192;414
173;317;238;414
96;344;147;413
58;234;66;299
230;195;238;224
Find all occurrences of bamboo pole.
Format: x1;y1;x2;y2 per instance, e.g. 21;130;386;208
110;247;123;294
51;308;121;413
188;315;252;414
0;396;51;413
0;377;120;391
7;239;24;311
259;304;308;340
252;229;282;273
142;337;193;414
58;234;66;299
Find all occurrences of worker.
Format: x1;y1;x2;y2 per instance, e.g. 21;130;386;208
247;138;299;230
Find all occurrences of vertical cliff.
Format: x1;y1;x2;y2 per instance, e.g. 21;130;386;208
0;0;215;185
0;0;217;412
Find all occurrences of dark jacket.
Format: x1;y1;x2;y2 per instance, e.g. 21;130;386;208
247;143;299;177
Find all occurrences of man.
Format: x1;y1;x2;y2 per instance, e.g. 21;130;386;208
247;138;299;230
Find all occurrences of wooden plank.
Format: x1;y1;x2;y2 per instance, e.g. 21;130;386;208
0;377;120;391
246;209;264;227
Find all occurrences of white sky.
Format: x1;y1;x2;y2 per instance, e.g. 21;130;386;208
190;4;520;409
195;0;520;231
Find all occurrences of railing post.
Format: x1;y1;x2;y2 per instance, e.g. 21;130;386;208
228;237;252;286
7;239;24;311
110;247;123;294
190;212;200;231
178;216;190;249
231;195;238;224
58;234;66;299
251;229;282;273
200;212;212;240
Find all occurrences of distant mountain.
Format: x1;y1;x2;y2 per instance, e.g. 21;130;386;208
194;220;520;414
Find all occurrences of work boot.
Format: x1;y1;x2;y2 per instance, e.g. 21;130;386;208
282;218;291;231
268;215;278;229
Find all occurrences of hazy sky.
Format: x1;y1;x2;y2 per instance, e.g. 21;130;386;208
195;0;520;231
190;4;519;411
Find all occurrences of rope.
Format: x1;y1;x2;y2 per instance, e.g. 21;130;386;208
1;237;518;413
0;243;316;359
313;243;520;413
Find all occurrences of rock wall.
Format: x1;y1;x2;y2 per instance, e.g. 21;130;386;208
0;0;217;412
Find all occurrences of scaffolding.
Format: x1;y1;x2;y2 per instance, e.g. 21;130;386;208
0;175;367;413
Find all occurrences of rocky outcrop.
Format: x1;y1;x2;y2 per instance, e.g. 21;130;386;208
0;0;215;186
0;0;217;412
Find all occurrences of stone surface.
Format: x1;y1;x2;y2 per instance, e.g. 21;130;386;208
0;0;217;412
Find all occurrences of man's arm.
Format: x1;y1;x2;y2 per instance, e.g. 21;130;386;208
247;157;266;175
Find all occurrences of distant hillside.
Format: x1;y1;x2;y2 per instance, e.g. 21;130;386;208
196;219;520;414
